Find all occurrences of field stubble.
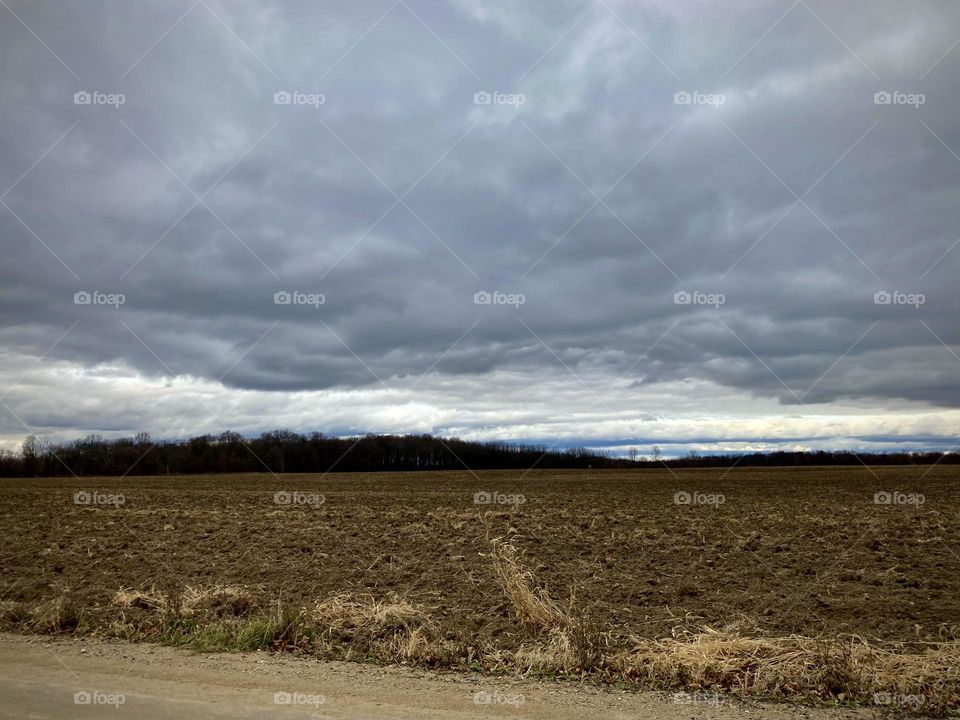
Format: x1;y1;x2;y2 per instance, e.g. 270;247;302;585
1;466;957;713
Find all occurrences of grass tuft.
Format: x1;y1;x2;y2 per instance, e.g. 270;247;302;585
6;553;958;714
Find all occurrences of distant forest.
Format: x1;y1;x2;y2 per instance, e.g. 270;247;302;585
0;431;956;477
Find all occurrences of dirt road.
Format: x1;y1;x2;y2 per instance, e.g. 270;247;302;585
0;632;880;719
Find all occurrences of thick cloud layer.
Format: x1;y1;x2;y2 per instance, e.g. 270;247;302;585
1;0;958;455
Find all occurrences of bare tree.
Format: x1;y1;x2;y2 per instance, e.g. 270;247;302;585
21;435;42;476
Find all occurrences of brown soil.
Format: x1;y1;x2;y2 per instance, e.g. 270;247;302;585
2;466;955;646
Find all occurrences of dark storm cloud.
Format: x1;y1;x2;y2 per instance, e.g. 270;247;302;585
1;0;959;447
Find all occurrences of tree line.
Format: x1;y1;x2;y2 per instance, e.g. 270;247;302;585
0;432;954;477
0;431;622;477
635;448;958;468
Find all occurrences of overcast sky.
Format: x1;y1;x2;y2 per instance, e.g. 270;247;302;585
1;0;959;457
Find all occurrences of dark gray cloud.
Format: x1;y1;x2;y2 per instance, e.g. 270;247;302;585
1;0;959;452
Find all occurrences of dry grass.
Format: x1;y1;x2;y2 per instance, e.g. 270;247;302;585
488;538;601;673
25;595;80;633
310;591;447;663
6;548;957;714
386;625;437;662
311;592;426;634
113;587;166;611
0;600;28;626
484;540;958;711
489;538;567;631
508;625;603;674
611;627;960;713
113;585;252;617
